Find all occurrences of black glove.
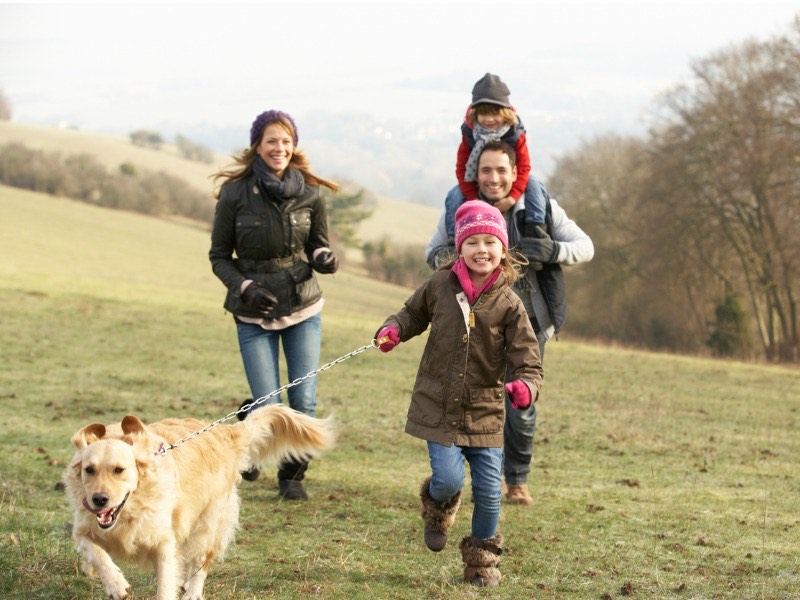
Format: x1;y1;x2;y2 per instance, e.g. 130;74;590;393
427;242;456;270
241;282;278;313
516;226;559;264
313;250;339;274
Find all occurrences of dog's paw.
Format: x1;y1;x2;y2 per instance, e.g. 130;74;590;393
106;586;130;600
102;571;130;600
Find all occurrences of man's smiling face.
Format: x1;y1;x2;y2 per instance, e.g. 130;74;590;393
477;149;517;203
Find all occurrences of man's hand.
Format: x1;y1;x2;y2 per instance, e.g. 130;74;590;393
241;282;278;313
312;250;339;274
427;242;456;270
516;226;559;264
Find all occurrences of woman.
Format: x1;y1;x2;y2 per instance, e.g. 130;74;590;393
209;109;339;500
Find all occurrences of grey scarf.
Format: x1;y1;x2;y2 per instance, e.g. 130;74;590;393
253;156;305;200
464;123;511;182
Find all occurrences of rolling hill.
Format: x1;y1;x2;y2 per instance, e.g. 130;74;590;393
0;120;442;249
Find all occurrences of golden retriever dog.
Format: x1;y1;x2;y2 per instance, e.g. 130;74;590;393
63;404;333;600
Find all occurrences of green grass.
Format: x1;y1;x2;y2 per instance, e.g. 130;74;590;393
1;186;799;599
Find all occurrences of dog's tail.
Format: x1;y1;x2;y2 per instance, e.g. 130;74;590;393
239;404;334;471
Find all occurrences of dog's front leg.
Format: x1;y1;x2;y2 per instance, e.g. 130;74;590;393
155;539;179;600
181;560;209;600
76;537;130;599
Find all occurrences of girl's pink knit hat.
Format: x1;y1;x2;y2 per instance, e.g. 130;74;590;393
454;200;508;252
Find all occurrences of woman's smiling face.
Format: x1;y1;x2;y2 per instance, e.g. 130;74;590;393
257;123;294;177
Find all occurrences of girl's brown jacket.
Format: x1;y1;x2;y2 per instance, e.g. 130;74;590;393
381;269;543;448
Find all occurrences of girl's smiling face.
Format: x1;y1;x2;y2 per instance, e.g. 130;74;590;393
476;110;504;131
461;233;504;285
257;123;294;177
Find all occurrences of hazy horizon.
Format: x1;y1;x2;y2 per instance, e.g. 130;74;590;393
2;2;797;204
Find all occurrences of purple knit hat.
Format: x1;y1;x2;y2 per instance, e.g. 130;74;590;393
249;110;298;147
454;200;509;252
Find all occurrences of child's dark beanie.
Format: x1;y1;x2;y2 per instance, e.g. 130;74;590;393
471;73;511;108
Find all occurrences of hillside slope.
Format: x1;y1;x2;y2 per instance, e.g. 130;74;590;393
0;183;414;317
0;120;442;247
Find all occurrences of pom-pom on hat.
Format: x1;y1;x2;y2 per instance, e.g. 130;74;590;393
454;200;508;252
250;110;298;147
470;73;511;108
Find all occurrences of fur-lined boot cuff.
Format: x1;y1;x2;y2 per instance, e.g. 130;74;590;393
459;533;504;587
420;476;462;552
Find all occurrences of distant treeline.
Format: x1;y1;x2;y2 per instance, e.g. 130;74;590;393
0;142;213;222
129;130;215;164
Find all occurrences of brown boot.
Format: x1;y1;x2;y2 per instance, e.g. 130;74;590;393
420;477;461;552
459;533;504;587
506;483;533;506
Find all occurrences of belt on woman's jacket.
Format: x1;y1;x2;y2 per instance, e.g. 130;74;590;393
234;254;302;273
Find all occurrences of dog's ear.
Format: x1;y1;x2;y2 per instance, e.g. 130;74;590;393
120;415;148;446
71;423;106;449
121;416;158;477
121;415;155;461
121;415;145;435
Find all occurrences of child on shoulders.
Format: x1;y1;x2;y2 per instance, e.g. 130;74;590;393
445;73;549;241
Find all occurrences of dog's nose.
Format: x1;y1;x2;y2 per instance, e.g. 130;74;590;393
92;492;109;507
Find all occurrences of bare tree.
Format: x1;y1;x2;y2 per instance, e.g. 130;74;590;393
652;20;800;361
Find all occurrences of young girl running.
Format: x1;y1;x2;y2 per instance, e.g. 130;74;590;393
375;200;543;587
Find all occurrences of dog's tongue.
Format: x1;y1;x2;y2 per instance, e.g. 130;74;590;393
82;497;103;514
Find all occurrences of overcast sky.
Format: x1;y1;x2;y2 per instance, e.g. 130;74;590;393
2;2;798;151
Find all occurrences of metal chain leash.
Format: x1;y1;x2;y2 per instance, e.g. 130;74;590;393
156;339;382;456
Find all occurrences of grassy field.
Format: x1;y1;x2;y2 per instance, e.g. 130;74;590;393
1;186;799;599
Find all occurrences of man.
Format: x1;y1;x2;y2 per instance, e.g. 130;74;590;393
426;140;594;505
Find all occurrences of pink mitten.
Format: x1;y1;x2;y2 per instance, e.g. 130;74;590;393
376;325;400;353
505;380;532;410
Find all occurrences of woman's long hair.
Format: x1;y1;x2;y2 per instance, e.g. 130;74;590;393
212;118;338;198
438;247;528;286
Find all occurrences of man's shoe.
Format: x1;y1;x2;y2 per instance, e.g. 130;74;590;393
237;400;261;481
278;479;308;500
506;483;533;506
237;398;253;421
241;466;260;482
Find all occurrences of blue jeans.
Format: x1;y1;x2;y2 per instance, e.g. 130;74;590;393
444;175;548;239
427;442;503;540
236;313;322;416
504;323;546;484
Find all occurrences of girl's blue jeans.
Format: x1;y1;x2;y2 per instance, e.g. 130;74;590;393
427;441;503;540
236;313;322;417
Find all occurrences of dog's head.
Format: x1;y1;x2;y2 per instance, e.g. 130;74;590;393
66;416;154;530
